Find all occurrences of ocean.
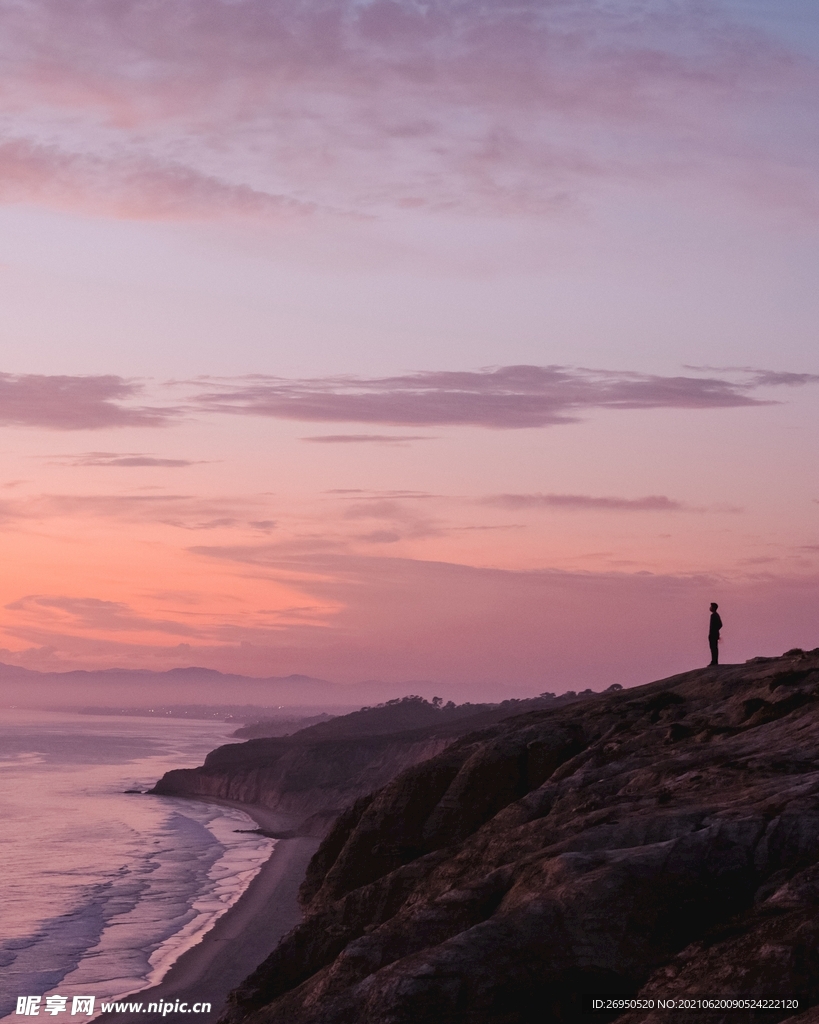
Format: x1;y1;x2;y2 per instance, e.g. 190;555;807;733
0;708;275;1017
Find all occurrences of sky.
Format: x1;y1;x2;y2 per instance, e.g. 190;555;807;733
0;0;818;700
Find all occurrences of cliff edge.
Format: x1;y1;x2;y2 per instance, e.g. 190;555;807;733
221;650;819;1024
151;694;583;832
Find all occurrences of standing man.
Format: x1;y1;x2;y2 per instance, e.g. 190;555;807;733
708;602;722;666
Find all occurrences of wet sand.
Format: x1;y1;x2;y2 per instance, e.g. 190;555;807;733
96;801;320;1023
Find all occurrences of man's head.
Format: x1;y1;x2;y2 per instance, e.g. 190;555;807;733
710;602;719;611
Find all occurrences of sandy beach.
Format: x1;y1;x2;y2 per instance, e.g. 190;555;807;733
96;800;321;1023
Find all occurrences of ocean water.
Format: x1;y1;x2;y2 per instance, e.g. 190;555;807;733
0;708;275;1017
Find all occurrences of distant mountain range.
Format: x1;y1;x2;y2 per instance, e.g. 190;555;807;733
0;661;514;709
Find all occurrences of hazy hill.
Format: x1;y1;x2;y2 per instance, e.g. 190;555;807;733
0;662;343;708
0;662;577;710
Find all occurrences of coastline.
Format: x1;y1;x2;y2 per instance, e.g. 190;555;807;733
96;798;321;1023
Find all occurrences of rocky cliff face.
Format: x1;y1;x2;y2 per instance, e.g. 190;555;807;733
152;731;454;828
151;695;577;830
221;650;819;1024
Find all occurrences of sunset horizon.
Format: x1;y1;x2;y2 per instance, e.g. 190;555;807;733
1;0;817;698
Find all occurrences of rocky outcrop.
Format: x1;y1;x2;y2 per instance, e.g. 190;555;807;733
221;650;819;1024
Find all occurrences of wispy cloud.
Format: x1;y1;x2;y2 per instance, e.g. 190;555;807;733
485;493;689;512
5;594;202;637
58;452;200;468
0;138;316;221
356;530;403;545
684;366;819;388
1;1;815;220
341;497;444;540
301;434;434;444
0;492;276;532
0;373;178;430
193;365;819;430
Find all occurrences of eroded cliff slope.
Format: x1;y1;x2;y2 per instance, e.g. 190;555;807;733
223;651;819;1024
151;694;577;830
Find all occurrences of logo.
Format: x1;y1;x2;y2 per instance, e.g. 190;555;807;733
15;997;95;1017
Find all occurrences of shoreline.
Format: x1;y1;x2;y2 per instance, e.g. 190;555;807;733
96;798;321;1023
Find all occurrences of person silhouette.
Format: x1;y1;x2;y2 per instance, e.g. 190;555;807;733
708;602;722;666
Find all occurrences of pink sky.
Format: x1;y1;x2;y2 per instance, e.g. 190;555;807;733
0;0;817;699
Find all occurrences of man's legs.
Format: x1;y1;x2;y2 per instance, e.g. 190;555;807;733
709;637;719;666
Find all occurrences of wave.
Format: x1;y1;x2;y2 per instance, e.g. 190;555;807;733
0;801;273;1017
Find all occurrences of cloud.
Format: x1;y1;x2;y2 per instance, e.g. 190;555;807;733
341;497;444;540
485;493;689;512
342;500;409;520
356;530;402;544
193;364;819;430
0;491;276;532
0;373;178;429
0;138;316;221
60;452;199;467
5;366;813;434
301;434;434;443
5;594;201;637
339;490;436;499
685;366;819;388
1;1;816;220
748;370;819;388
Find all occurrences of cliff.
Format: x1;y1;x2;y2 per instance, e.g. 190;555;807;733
151;694;581;831
152;730;454;830
220;649;819;1024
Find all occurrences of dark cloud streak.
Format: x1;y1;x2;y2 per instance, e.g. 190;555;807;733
0;374;178;430
3;365;815;434
301;434;434;443
486;493;687;512
63;452;198;467
193;364;819;430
